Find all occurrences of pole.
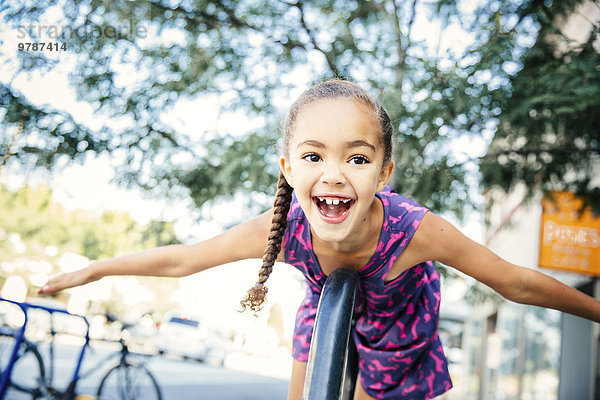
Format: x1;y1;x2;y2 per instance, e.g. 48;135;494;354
303;268;359;400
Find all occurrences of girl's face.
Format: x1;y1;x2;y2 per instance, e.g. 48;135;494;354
281;98;394;244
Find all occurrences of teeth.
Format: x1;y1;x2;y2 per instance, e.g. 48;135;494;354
317;197;351;204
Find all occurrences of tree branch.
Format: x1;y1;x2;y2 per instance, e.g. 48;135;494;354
151;0;307;60
391;0;405;66
484;146;600;159
406;0;418;45
150;127;179;147
149;0;263;33
0;119;25;180
390;0;417;87
292;1;339;77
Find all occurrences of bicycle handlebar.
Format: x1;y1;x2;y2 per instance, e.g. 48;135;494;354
0;297;91;399
303;268;359;400
0;297;90;342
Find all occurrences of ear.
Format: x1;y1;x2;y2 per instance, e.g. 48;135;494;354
280;157;294;188
376;160;394;192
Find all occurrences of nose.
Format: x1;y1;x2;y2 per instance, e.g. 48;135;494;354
320;162;346;186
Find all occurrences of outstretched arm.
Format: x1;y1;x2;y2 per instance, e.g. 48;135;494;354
411;212;600;323
39;209;275;294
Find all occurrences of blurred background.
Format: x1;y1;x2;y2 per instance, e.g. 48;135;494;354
1;0;599;399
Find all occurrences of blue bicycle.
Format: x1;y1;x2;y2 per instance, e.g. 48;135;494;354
0;297;88;399
0;322;46;399
0;297;162;400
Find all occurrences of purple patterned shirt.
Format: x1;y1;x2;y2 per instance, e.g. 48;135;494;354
283;186;452;399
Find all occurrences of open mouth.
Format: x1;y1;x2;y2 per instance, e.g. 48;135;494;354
313;196;354;223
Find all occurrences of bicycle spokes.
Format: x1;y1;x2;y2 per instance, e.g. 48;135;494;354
97;361;161;400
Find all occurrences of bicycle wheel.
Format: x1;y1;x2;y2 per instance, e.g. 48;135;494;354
0;336;45;399
96;359;161;400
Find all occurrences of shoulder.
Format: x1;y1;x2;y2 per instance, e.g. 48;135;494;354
409;212;527;300
282;193;307;245
227;209;274;260
408;212;477;266
235;208;292;263
287;192;305;221
386;212;458;276
378;186;427;212
378;186;429;232
284;192;309;232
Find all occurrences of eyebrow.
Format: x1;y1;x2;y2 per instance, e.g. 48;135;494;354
346;140;376;152
297;140;325;149
297;139;376;152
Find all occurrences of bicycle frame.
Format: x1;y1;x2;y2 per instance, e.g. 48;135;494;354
303;268;359;400
0;297;90;400
0;300;27;399
76;337;128;382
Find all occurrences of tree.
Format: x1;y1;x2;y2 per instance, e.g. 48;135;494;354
1;0;598;220
479;0;600;215
0;184;180;297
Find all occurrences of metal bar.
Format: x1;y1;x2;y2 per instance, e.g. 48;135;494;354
0;300;27;400
341;336;359;400
0;297;90;400
303;268;359;400
20;301;91;387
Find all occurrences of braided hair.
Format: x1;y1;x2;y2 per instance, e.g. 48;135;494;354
240;79;393;312
240;171;293;312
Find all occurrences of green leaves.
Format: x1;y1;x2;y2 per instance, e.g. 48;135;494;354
2;0;598;219
0;184;180;299
0;185;180;262
481;4;600;214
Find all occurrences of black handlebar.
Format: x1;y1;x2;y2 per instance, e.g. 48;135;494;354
303;268;359;400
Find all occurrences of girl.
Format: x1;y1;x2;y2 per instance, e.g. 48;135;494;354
40;79;600;400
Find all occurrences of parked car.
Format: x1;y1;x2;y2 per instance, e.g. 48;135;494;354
120;313;159;355
155;311;229;366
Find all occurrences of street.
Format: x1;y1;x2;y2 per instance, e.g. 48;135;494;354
100;356;289;400
84;355;289;400
12;341;290;400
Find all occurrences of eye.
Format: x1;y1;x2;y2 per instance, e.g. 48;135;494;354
302;153;322;163
349;155;369;165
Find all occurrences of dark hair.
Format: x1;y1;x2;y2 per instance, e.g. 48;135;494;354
283;79;394;164
240;79;393;312
240;171;293;312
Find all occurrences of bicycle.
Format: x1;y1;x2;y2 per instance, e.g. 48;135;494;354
93;313;162;400
0;297;162;400
0;323;45;399
0;297;88;400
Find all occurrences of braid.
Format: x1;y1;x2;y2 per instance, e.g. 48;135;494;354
240;171;293;312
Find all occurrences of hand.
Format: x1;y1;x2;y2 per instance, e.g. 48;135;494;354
37;269;92;295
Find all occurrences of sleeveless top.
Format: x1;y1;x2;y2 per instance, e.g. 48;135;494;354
282;186;452;400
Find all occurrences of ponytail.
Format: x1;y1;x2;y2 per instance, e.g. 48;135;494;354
240;171;293;312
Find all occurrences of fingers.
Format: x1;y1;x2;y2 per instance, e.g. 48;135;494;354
37;273;72;295
37;279;59;295
36;267;95;295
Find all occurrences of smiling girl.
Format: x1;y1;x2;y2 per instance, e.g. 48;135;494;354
40;79;600;400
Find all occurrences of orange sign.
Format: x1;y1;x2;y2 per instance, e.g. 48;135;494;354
539;192;600;276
